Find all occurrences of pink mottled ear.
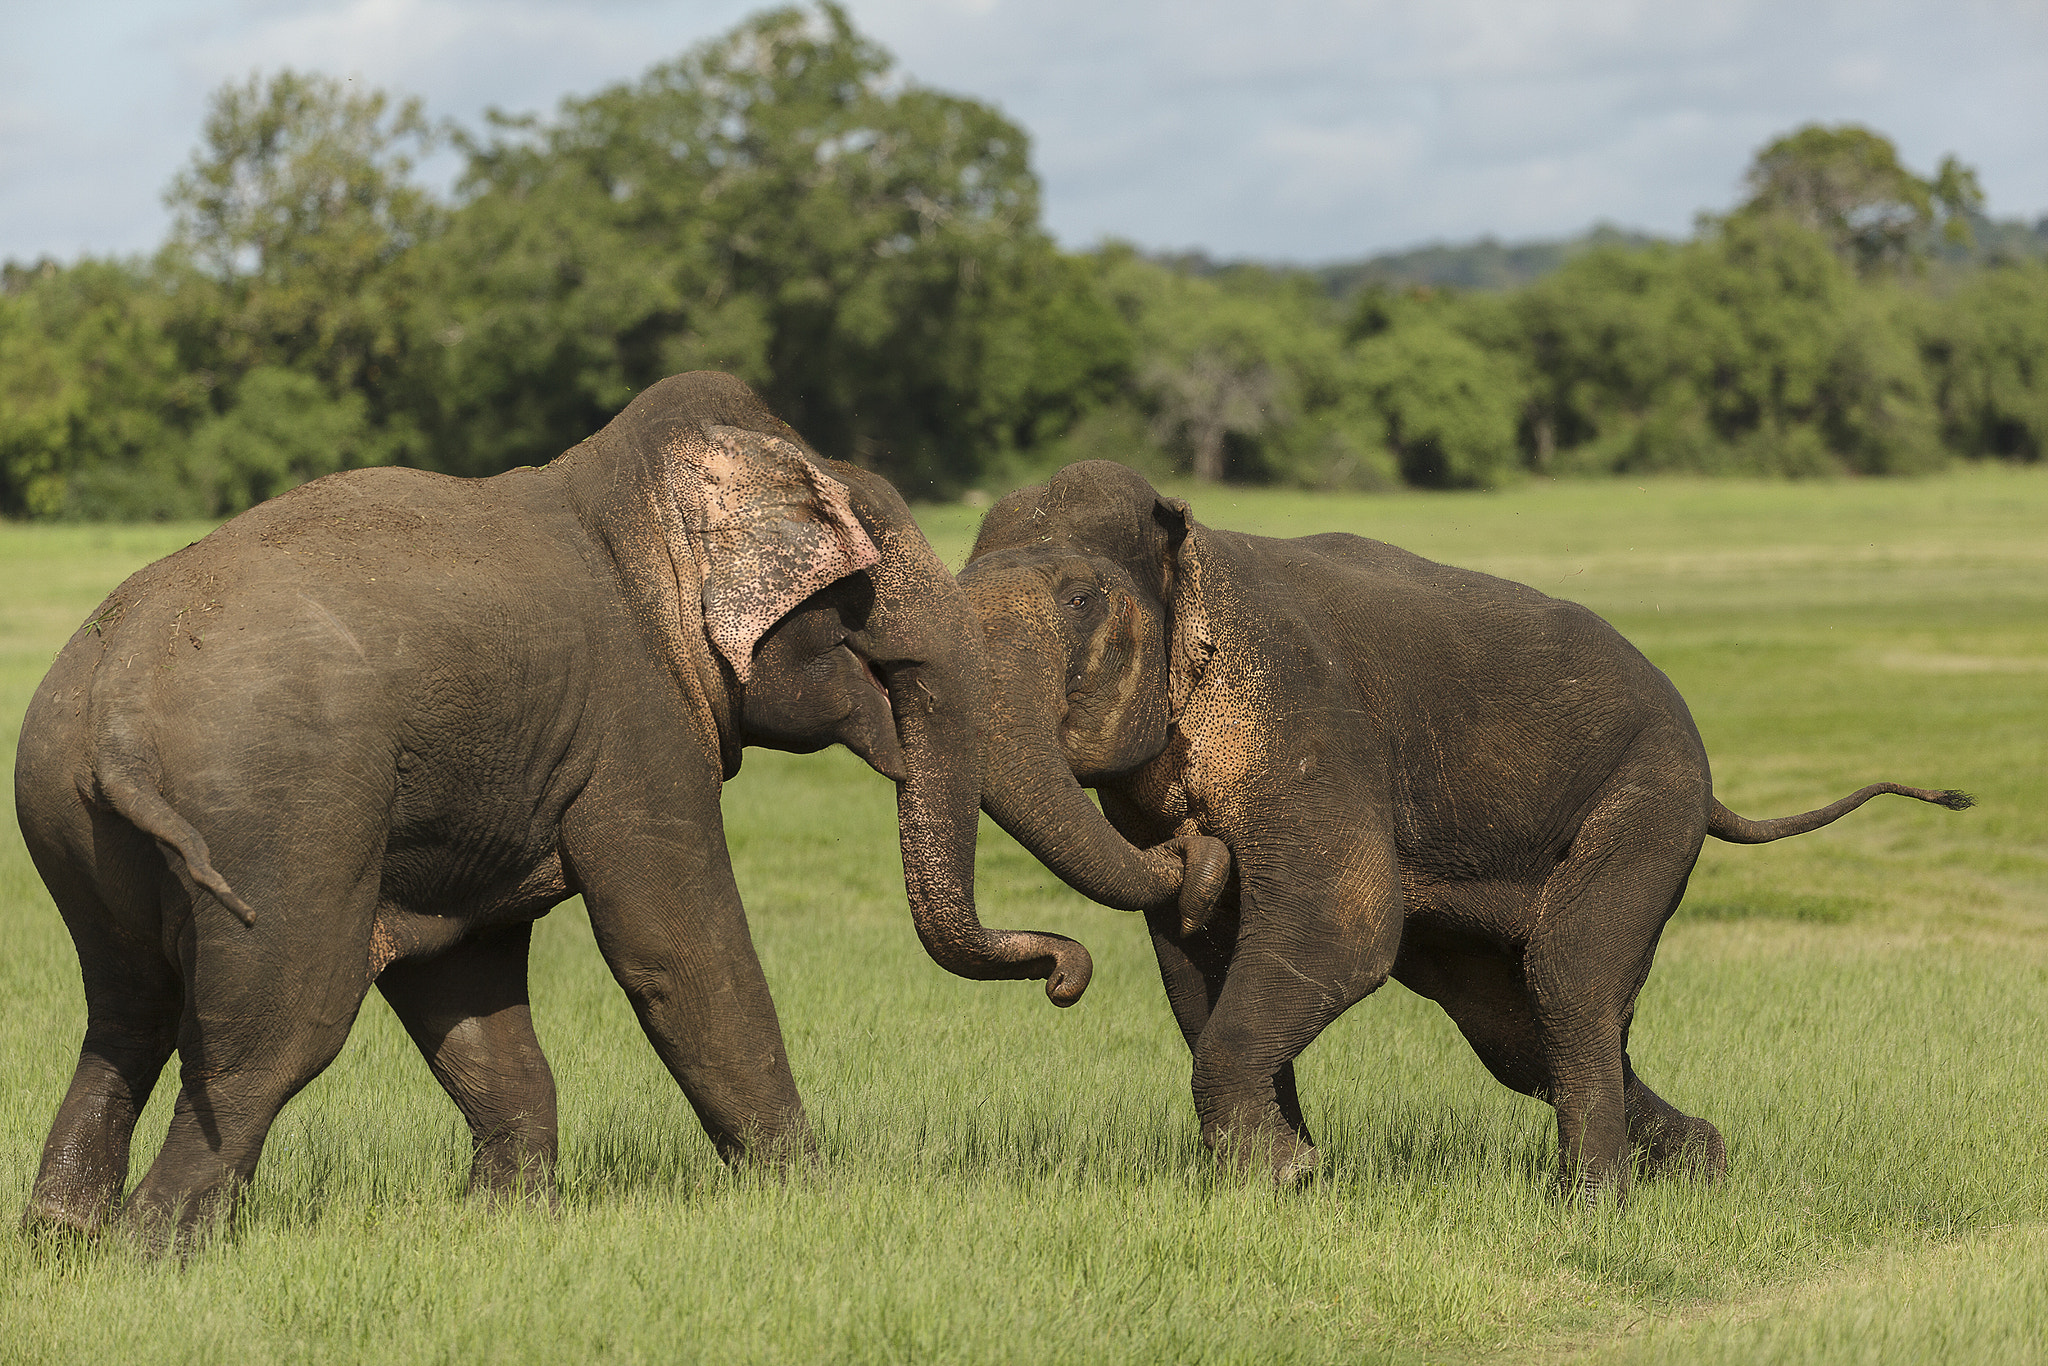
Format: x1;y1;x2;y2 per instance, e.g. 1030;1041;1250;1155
687;424;880;682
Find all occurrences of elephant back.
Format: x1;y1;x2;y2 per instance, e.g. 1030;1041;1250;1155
566;372;824;473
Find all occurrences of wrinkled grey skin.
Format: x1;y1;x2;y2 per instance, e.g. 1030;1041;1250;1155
15;372;1089;1248
963;460;1970;1202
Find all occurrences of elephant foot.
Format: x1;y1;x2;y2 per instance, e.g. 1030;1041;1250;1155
116;1196;229;1261
467;1131;559;1209
467;1180;561;1213
1206;1121;1320;1189
1633;1114;1727;1183
466;1164;560;1212
1274;1138;1321;1188
1555;1157;1630;1210
711;1114;821;1180
1622;1063;1725;1183
19;1193;111;1243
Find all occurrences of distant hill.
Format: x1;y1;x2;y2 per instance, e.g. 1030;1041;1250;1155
1151;216;2048;299
1311;224;1667;295
1936;213;2048;268
1145;225;1667;296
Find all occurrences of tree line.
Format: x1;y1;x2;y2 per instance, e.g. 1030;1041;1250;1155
4;3;2045;519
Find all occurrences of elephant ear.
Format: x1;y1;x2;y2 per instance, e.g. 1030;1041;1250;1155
1151;495;1218;717
687;424;880;683
1149;495;1192;598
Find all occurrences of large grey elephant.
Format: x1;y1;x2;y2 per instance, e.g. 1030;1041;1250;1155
960;460;1970;1202
15;372;1089;1245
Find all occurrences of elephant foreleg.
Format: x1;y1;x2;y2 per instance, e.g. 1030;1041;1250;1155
566;795;813;1169
1186;833;1404;1186
377;921;558;1202
1147;904;1313;1146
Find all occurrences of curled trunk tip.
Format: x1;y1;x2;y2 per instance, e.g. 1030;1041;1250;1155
1039;936;1093;1006
907;911;1095;1005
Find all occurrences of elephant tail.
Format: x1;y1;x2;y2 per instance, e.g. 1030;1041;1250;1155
97;761;257;926
1707;784;1973;845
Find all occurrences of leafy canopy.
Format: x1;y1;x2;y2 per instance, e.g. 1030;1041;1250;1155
415;2;1127;491
165;69;440;394
1736;123;1985;274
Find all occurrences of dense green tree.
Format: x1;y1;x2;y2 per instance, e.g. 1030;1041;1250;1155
4;70;443;518
164;69;439;399
177;366;385;514
1129;278;1292;483
8;65;2043;521
1508;215;1943;477
414;3;1126;491
1349;309;1524;489
1075;249;1367;485
0;259;205;517
1921;261;2048;462
1736;124;1983;274
0;255;394;519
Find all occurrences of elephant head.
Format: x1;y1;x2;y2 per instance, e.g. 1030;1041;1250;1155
742;571;905;782
959;461;1230;932
561;374;1092;1003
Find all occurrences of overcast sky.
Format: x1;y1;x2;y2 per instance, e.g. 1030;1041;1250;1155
6;0;2045;266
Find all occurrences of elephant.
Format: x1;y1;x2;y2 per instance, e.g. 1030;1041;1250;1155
14;371;1091;1246
959;460;1971;1202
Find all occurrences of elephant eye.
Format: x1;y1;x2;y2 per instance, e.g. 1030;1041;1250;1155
1064;590;1092;611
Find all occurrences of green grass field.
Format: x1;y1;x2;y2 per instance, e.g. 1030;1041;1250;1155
3;468;2044;1364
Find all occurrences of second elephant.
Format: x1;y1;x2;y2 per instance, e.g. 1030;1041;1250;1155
961;461;1970;1201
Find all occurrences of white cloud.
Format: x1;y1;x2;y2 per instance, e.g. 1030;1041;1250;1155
4;0;2044;265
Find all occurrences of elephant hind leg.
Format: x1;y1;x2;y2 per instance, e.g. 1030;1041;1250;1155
124;873;380;1250
376;922;558;1203
24;945;182;1236
21;815;182;1236
1395;928;1552;1101
1624;1051;1725;1181
1525;775;1710;1206
1399;931;1724;1186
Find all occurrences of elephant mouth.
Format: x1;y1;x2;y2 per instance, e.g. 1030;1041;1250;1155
844;646;906;783
853;648;889;697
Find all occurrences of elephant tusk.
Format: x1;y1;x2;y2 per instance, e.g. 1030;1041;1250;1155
853;649;889;696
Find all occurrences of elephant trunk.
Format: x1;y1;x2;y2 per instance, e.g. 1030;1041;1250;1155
886;658;1091;1005
977;625;1192;915
842;478;1092;1006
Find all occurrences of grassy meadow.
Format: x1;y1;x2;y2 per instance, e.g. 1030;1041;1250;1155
3;467;2044;1363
